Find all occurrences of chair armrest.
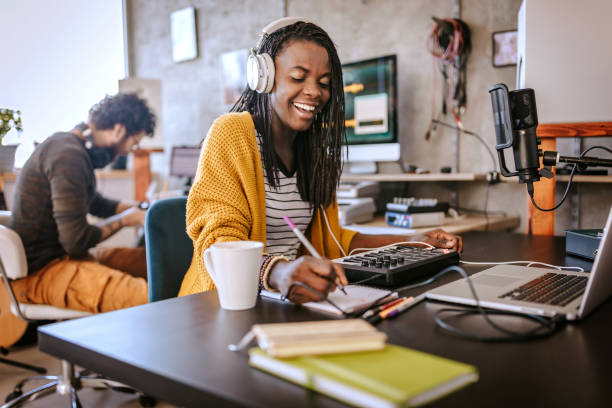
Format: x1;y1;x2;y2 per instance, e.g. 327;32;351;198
0;224;28;279
0;210;10;226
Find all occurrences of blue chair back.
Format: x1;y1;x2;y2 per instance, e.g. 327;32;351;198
145;197;193;302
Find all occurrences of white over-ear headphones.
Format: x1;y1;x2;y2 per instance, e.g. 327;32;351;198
246;17;313;94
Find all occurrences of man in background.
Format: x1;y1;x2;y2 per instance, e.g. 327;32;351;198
9;93;156;313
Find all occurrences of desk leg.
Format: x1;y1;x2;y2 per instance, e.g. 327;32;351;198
133;151;152;202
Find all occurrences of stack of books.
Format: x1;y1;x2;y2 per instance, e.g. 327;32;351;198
250;319;388;358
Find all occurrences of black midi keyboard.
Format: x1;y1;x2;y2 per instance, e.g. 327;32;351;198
335;245;460;287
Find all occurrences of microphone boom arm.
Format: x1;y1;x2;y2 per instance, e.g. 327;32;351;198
542;151;612;171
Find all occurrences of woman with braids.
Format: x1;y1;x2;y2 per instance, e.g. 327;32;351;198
179;19;462;303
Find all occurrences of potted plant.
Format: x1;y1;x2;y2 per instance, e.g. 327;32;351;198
0;108;23;172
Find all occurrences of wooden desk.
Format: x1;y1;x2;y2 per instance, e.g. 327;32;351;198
356;214;520;235
37;232;609;408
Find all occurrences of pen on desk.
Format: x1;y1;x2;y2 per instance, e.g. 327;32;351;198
283;215;347;295
360;296;406;319
367;294;426;324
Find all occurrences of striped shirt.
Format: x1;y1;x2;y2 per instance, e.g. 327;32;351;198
257;134;313;260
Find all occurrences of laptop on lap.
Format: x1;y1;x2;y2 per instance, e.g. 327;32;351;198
426;207;612;321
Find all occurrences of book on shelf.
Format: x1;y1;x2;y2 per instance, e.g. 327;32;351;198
260;285;397;316
249;344;478;408
250;319;387;358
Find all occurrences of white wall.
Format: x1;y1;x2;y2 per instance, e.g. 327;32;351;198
0;0;125;167
520;0;612;123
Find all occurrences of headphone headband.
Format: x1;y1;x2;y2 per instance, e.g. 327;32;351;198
261;17;312;36
254;17;313;51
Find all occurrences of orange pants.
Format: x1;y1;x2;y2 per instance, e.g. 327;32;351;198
11;248;148;313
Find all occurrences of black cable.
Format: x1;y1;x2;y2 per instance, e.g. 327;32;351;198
430;119;498;173
434;308;562;342
429;266;564;342
528;145;612;212
483;181;490;231
282;265;565;341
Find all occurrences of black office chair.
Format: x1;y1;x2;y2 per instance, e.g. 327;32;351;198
144;197;193;302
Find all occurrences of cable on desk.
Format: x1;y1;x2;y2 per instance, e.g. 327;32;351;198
348;241;435;256
431;266;565;342
460;260;584;273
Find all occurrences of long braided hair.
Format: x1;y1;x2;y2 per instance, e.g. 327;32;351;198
231;21;346;209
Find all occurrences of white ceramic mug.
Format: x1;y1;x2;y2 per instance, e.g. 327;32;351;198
203;241;264;310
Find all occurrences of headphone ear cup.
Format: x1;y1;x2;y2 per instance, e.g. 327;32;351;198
260;53;275;94
246;53;275;94
246;54;261;91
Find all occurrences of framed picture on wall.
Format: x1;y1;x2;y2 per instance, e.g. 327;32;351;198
492;30;518;67
171;7;198;63
220;49;248;107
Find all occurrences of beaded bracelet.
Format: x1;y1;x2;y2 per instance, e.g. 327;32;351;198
259;255;274;292
261;255;289;292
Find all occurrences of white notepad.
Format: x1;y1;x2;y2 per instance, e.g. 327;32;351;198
261;285;397;316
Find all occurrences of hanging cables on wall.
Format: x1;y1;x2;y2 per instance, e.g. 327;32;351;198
425;17;471;140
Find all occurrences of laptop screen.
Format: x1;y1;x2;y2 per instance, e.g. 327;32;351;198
577;206;612;318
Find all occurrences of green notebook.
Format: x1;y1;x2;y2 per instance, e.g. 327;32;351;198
249;344;477;408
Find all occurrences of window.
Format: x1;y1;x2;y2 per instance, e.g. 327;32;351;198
0;0;126;167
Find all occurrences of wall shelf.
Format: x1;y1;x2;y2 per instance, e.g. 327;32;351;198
556;174;612;183
340;172;488;182
501;174;612;183
339;172;612;184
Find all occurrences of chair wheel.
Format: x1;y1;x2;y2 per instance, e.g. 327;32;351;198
139;395;156;407
5;390;23;403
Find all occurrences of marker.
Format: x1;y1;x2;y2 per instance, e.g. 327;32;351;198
367;294;426;324
283;215;347;295
360;296;406;319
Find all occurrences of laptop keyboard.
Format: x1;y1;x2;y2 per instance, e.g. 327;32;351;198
499;273;588;306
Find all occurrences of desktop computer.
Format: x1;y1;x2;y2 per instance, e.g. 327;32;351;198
169;146;201;194
342;55;399;173
170;146;200;180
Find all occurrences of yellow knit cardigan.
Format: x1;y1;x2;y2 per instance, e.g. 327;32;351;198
178;112;357;296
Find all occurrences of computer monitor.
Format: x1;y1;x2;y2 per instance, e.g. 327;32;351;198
342;55;399;171
169;146;201;179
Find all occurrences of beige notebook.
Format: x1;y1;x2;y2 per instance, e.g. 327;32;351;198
241;319;387;358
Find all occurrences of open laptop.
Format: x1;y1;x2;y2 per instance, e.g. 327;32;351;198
426;206;612;321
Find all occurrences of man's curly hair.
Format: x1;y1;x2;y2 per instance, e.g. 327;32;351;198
89;93;156;137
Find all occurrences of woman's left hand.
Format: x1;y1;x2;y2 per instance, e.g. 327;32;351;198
412;229;463;253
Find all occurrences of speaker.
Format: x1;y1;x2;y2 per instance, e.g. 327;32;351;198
246;17;312;94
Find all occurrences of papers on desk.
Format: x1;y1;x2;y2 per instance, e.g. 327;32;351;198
260;285;396;316
343;224;415;235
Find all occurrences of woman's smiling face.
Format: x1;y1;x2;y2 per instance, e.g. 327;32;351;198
269;39;331;136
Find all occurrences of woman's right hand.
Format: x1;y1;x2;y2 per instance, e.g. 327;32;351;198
268;256;348;304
